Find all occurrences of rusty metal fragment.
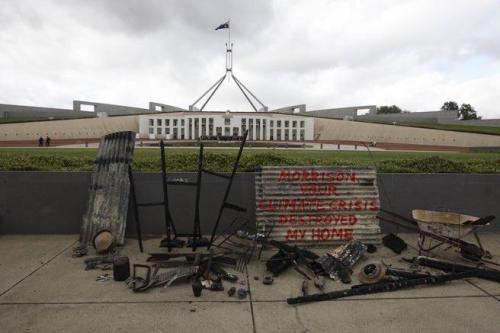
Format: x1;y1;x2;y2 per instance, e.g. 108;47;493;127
255;166;381;246
77;131;136;252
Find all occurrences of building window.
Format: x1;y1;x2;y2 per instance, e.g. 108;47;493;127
149;127;154;134
181;119;185;126
292;121;297;128
284;129;289;140
225;127;230;135
149;119;154;126
224;117;231;126
241;118;246;125
300;120;305;128
285;120;289;128
270;120;274;127
292;129;297;141
233;127;239;136
216;127;222;136
166;119;170;126
157;127;162;135
157;119;162;126
181;128;185;139
277;120;281;128
270;129;274;141
208;117;213;131
248;119;254;139
173;119;178;126
166;128;170;135
300;129;305;140
277;129;282;140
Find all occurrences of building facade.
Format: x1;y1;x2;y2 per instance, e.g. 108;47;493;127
138;112;315;141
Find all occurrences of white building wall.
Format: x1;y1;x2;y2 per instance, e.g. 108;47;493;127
138;112;315;141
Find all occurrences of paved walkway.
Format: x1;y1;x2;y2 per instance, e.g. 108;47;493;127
1;233;499;332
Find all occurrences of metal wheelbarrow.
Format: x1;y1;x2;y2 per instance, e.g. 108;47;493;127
412;209;494;258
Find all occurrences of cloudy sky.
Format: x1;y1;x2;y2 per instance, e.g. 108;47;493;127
1;0;499;117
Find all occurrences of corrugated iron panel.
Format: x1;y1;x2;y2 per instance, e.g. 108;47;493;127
79;131;136;248
256;166;381;246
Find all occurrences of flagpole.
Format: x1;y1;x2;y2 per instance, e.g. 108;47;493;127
228;19;231;82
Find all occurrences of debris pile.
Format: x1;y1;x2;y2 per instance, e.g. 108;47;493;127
73;131;500;306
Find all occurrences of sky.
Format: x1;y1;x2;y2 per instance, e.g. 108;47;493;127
1;0;499;118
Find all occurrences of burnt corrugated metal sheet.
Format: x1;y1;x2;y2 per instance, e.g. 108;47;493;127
256;166;381;246
79;131;136;248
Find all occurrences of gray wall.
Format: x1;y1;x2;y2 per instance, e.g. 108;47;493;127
357;110;458;124
0;103;92;120
0;171;255;236
0;101;187;120
302;105;377;119
377;174;500;233
73;100;148;116
149;102;187;113
0;172;499;235
441;119;500;128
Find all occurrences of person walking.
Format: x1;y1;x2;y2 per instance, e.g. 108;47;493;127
38;137;44;147
45;136;51;147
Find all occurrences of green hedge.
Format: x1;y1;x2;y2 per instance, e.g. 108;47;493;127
0;151;498;173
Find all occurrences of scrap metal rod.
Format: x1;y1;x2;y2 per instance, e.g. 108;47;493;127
287;271;474;305
128;166;143;252
160;140;177;251
191;143;204;250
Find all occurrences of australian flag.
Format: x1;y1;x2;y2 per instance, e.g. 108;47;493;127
215;21;229;30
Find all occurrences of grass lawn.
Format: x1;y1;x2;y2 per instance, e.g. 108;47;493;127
0;147;499;173
356;119;500;136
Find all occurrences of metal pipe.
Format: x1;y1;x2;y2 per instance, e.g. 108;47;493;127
200;75;226;111
287;271;474;305
233;76;257;112
232;74;267;110
190;74;226;110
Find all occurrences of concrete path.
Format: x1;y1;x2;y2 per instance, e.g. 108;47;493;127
1;234;499;332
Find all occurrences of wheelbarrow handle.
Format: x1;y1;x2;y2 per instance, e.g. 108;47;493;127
465;215;495;226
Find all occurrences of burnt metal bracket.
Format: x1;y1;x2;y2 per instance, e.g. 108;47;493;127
128;140;208;252
128;166;144;253
207;130;249;249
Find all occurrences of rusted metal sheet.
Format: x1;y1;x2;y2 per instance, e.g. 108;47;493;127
255;166;381;246
79;131;136;249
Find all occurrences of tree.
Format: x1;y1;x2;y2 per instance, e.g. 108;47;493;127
458;103;480;120
377;105;402;114
441;101;459;111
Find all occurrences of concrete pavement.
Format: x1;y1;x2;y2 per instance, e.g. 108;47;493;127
1;233;499;332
